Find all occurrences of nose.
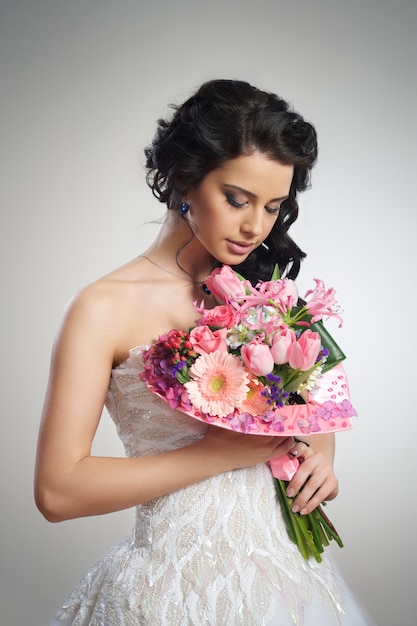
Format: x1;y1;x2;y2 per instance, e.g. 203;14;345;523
241;207;264;237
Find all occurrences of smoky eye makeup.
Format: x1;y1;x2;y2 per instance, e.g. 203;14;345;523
265;203;282;214
225;193;248;208
265;196;288;215
224;184;288;214
225;192;282;214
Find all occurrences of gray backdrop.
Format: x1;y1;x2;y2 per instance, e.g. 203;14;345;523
1;1;416;624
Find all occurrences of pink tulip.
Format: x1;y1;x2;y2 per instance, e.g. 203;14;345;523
271;328;296;364
204;265;248;303
241;342;274;376
189;326;228;355
288;330;321;372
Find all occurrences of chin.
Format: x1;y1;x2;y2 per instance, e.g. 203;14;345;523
216;251;252;266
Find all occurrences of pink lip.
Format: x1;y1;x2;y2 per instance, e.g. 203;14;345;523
226;240;255;255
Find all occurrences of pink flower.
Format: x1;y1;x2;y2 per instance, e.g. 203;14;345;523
165;386;193;412
224;412;259;434
304;278;343;327
238;278;299;318
195;304;237;328
336;399;357;418
288;330;321;371
316;399;357;420
189;326;228;355
297;415;321;434
271;328;296;364
258;278;299;311
185;351;250;418
315;400;339;421
205;265;248;303
241;341;274;376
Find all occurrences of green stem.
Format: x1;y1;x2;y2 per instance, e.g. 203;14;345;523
307;511;327;554
273;478;344;562
273;479;297;544
293;512;322;562
314;505;344;548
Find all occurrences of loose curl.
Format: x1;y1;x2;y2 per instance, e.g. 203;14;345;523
145;79;318;283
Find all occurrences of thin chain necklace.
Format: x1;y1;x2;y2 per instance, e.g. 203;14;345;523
140;255;211;294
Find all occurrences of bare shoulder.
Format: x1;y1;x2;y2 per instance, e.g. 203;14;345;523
54;258;153;365
55;256;206;367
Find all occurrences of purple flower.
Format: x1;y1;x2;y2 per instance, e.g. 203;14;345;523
261;373;290;408
171;361;187;377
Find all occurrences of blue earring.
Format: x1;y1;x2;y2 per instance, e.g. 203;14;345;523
180;201;190;215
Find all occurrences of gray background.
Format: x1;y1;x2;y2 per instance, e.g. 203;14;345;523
1;1;416;624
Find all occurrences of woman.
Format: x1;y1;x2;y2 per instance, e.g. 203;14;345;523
35;79;374;625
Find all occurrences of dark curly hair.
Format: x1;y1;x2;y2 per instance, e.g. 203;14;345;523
144;79;318;283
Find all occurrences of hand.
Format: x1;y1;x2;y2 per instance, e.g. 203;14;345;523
285;440;339;516
200;426;296;474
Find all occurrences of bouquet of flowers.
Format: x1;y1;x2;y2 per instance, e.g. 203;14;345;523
140;265;357;562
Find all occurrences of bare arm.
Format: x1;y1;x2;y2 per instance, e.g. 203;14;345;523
34;283;296;522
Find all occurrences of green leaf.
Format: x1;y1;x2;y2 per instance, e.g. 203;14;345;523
270;263;281;281
283;364;319;394
310;320;346;373
233;270;248;282
176;367;191;384
232;269;253;294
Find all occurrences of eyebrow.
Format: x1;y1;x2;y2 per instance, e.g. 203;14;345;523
224;183;289;203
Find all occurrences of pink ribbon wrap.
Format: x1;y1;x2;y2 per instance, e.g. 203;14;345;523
269;454;300;480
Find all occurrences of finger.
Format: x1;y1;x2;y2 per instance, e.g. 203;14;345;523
285;454;321;498
295;482;333;515
294;437;310;447
273;436;297;455
291;469;337;514
289;438;312;459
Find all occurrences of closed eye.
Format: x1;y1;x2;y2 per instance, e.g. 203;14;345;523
225;188;287;215
265;204;281;215
225;193;248;208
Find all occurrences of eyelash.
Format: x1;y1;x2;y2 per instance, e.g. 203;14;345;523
225;194;280;215
266;205;280;215
226;194;247;208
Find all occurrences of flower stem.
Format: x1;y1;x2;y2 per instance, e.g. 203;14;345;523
274;478;312;560
314;504;344;548
273;478;343;562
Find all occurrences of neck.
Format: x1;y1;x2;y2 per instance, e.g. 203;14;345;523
144;213;217;283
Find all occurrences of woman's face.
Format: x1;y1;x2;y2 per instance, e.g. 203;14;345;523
186;151;294;266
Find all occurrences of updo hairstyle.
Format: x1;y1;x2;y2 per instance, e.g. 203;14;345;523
144;79;318;282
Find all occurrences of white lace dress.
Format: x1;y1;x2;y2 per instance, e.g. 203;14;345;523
50;347;375;626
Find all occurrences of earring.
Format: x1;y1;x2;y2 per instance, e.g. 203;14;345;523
180;201;190;215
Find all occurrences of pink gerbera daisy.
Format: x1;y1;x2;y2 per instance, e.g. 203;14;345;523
184;351;250;418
